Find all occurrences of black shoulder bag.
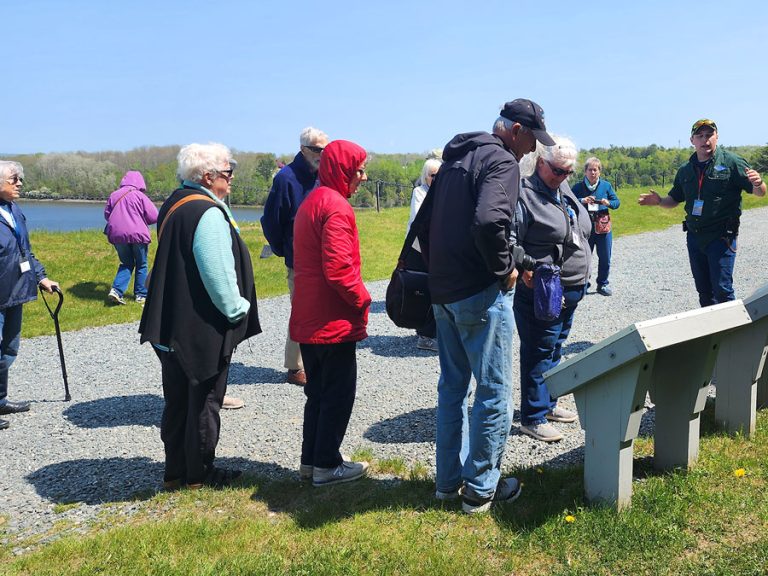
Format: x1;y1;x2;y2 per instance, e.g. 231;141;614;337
385;183;435;329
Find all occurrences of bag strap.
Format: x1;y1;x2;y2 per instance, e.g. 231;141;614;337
157;194;215;241
106;188;135;223
398;178;437;268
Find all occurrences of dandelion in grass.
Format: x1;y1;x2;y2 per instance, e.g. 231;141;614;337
733;468;746;478
565;515;576;523
536;468;543;474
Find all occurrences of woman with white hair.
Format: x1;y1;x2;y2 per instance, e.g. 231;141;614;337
0;161;59;430
510;136;592;443
405;156;442;351
139;143;261;489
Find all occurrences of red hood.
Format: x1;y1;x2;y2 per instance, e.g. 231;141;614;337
318;140;367;199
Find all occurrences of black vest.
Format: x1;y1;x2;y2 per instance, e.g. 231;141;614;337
139;187;261;383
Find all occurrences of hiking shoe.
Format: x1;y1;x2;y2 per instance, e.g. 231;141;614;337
0;418;9;430
108;288;126;305
299;464;314;480
520;422;564;442
435;484;463;500
313;460;369;487
546;406;578;423
462;477;522;514
597;285;613;296
222;395;244;410
135;295;146;305
416;336;438;352
286;369;307;386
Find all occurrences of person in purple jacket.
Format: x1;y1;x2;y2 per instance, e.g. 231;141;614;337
104;171;158;305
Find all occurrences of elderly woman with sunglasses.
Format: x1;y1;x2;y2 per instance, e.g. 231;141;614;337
509;136;592;443
139;143;261;489
0;161;59;430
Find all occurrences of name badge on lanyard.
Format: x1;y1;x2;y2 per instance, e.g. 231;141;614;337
692;198;704;216
20;258;31;273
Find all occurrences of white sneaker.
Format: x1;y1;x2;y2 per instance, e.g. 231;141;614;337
221;395;244;410
313;460;369;487
135;295;146;306
108;288;126;305
546;406;578;423
520;422;564;442
435;485;463;500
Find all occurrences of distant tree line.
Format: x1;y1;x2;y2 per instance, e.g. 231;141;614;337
3;144;766;208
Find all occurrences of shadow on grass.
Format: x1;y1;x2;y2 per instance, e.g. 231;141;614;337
364;407;435;444
248;463;588;532
69;281;116;303
63;394;163;428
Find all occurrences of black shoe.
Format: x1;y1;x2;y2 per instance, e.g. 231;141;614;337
0;418;8;430
597;285;613;296
188;466;243;490
0;400;30;415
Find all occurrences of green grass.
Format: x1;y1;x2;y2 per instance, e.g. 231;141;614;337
3;403;768;574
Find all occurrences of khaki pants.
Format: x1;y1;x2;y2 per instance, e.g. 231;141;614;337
285;267;304;371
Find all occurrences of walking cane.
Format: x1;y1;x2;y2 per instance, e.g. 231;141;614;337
39;285;71;401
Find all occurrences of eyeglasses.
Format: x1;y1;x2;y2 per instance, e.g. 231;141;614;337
546;161;574;177
304;145;325;154
7;176;23;185
428;173;438;179
356;168;366;177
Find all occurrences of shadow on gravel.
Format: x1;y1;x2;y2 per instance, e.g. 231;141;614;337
228;363;285;385
560;339;595;357
27;456;298;505
69;281;114;303
64;394;163;428
359;334;436;358
369;300;386;315
364;407;435;444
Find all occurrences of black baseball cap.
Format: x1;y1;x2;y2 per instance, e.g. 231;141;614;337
500;99;555;146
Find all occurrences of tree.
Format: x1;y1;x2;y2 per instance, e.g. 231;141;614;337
751;145;768;173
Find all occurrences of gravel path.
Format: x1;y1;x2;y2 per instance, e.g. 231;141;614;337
3;206;768;547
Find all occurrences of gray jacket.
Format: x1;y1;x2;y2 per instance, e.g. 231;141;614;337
511;173;592;286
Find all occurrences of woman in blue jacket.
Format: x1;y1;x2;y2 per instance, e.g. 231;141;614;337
0;161;59;430
571;157;620;296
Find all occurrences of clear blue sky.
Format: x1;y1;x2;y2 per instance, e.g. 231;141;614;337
5;0;767;155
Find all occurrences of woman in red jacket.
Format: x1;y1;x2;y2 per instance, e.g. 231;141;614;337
289;140;372;487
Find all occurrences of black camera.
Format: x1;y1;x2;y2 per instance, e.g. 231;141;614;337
511;244;536;271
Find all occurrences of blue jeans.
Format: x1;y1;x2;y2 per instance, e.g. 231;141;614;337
433;283;515;499
686;234;737;307
589;230;612;287
112;243;149;298
514;283;584;425
0;305;23;405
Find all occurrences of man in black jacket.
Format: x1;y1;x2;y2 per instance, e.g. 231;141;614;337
419;99;554;514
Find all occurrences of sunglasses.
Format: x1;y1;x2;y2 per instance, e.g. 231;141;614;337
546;161;574;177
304;145;325;154
217;169;234;181
356;168;366;177
7;175;23;185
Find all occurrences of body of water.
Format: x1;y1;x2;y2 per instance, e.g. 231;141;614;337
17;200;263;232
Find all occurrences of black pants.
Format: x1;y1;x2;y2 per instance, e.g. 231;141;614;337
158;350;229;484
300;341;357;469
404;249;436;338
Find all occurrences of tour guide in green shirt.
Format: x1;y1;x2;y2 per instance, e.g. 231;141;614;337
639;119;766;307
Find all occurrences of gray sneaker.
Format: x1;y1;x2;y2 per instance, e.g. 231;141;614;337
312;460;369;487
435;485;463;500
462;477;522;514
546;406;578;423
416;336;438;352
520;422;564;442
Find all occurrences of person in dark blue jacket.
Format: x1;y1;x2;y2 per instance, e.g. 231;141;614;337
260;127;328;387
0;161;59;430
571;157;620;296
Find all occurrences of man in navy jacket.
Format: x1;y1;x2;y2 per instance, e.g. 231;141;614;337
260;127;329;386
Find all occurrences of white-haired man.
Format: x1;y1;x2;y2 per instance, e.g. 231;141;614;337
261;127;329;386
